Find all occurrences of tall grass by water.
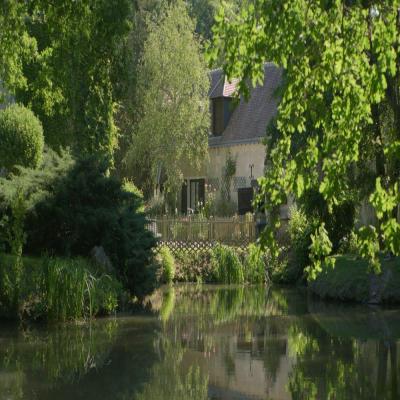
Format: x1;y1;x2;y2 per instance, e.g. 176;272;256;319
44;258;120;321
0;254;121;321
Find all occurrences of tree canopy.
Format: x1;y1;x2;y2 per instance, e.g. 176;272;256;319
210;0;400;274
126;0;210;198
0;0;133;162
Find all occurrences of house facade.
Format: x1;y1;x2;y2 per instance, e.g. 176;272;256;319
180;63;283;215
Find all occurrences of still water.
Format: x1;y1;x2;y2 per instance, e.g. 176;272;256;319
1;285;400;400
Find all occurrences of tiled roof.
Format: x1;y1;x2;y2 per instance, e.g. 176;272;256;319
208;63;282;147
209;69;225;98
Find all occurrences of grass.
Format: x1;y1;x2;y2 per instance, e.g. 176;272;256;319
309;254;400;303
0;253;122;321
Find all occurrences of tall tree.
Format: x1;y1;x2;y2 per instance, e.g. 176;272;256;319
126;0;209;199
186;0;240;42
210;0;400;273
1;0;133;162
0;1;36;101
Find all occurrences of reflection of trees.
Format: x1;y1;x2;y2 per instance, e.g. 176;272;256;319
286;300;400;400
160;286;175;322
375;340;398;400
0;320;118;399
159;285;297;337
134;337;208;400
157;285;311;390
158;285;274;353
5;286;400;400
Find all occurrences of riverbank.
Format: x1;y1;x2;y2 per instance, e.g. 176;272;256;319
309;255;400;304
0;253;123;321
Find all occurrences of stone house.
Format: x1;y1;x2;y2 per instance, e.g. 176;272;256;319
180;63;282;215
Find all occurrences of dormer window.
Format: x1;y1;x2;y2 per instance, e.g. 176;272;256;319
212;97;233;136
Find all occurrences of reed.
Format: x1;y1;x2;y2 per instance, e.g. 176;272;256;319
43;257;121;321
44;258;87;321
0;254;121;321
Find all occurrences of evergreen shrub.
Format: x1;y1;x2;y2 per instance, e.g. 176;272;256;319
0;151;158;299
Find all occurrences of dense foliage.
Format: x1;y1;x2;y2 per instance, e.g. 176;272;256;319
0;151;157;299
0;104;44;170
1;0;133;161
244;243;267;284
0;254;121;321
309;255;400;303
158;246;175;284
211;0;400;275
299;189;356;253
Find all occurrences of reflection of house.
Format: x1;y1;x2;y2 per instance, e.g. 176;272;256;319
181;63;282;215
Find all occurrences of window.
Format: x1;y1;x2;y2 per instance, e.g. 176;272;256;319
212;98;224;135
237;187;254;215
212;97;233;135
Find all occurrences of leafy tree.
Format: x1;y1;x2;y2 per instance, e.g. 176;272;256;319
0;104;44;170
126;0;209;199
0;1;133;162
0;1;36;100
210;0;400;274
186;0;241;43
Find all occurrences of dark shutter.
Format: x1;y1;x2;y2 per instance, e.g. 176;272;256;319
237;187;254;215
181;180;187;214
198;179;205;207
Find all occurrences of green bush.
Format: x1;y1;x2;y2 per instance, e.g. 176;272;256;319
0;152;158;300
0;104;44;170
288;206;316;278
271;206;315;284
244;244;266;284
210;244;244;284
309;255;400;303
158;246;175;283
174;250;214;283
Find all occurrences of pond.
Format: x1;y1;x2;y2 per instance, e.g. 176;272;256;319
1;284;400;399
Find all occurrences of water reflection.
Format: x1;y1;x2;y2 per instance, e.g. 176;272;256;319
1;285;400;399
0;320;118;399
134;337;208;400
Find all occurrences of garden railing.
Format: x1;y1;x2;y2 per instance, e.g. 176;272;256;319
146;215;256;253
